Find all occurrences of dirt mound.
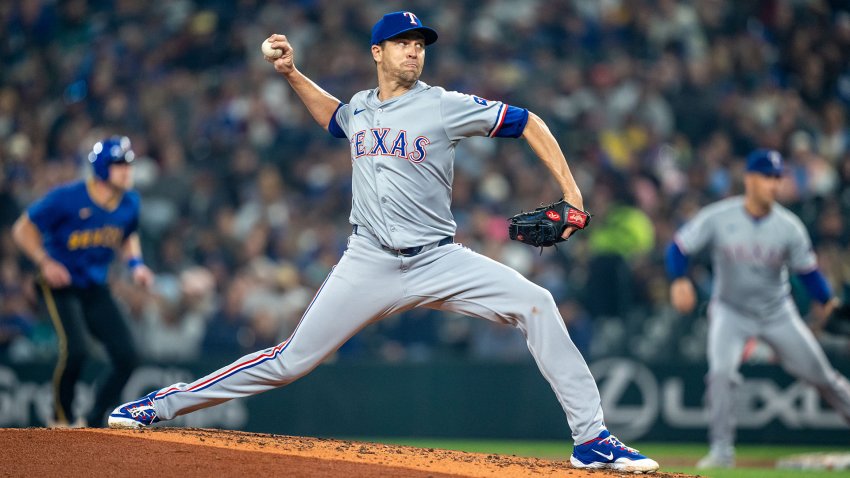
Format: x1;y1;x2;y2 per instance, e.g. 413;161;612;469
1;427;693;477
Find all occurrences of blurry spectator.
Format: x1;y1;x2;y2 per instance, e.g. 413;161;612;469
560;300;593;358
815;100;849;164
234;164;291;240
0;173;19;228
128;267;215;363
469;318;530;362
375;307;451;363
0;257;35;355
584;174;655;319
202;274;251;356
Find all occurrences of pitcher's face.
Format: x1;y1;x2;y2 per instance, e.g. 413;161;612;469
374;31;426;85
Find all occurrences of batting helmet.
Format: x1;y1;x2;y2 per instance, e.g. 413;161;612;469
88;136;135;180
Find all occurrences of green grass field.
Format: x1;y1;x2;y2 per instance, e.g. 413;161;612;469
371;438;850;477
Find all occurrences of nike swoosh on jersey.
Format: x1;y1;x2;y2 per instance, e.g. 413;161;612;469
354;108;366;115
592;450;614;460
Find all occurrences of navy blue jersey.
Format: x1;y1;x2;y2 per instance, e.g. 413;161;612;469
28;180;140;287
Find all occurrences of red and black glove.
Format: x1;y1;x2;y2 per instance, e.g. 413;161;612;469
508;199;591;247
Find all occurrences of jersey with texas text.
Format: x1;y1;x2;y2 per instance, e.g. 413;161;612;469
674;196;817;317
28;180;140;287
328;81;528;249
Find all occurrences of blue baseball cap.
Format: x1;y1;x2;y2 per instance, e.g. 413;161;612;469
371;11;438;46
746;149;783;177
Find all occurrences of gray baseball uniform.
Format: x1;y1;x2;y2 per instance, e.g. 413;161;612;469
675;196;850;455
148;81;606;444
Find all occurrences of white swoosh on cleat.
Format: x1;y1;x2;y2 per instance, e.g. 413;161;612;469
592;450;614;460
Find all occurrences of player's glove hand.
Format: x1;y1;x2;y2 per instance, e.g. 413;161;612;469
508;199;591;248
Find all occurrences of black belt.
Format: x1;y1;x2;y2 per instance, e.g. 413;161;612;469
354;225;453;257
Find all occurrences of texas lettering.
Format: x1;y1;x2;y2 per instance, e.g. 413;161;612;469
351;129;430;163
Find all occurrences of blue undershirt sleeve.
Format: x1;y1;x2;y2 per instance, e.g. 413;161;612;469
797;269;833;305
494;106;529;138
665;241;689;280
327;103;346;139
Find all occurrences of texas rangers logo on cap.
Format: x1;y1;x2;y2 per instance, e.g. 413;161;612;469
769;151;781;169
371;11;439;45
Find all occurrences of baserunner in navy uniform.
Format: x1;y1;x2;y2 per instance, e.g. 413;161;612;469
108;12;658;473
12;136;154;427
666;149;850;468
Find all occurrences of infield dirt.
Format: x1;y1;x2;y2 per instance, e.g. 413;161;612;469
0;427;696;477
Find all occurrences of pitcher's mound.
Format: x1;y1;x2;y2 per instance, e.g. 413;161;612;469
0;427;691;477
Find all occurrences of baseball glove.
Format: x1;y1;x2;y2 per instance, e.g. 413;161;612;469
508;199;591;248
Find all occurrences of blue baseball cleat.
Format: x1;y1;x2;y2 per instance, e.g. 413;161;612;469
108;391;160;429
570;430;659;473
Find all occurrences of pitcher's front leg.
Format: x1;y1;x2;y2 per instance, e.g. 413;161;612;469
414;248;604;444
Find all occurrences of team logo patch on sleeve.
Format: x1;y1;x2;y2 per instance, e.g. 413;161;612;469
473;96;488;106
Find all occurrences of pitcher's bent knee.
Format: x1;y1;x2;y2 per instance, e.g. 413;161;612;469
509;284;557;323
523;283;555;307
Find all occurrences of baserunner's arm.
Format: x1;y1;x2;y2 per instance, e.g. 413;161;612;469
11;213;71;287
122;232;154;289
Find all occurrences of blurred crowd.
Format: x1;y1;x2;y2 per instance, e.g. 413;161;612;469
1;0;850;366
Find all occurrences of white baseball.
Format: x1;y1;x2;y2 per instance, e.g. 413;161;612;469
261;39;282;59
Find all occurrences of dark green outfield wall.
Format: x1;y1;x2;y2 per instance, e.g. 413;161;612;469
2;357;847;443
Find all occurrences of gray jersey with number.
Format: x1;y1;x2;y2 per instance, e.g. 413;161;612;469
333;81;508;249
674;196;817;316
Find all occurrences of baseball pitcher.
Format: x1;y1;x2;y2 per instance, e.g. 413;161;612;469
108;12;658;473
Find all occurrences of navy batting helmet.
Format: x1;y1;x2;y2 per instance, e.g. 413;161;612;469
88;136;135;180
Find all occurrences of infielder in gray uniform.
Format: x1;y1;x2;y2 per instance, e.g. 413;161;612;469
666;149;850;468
109;11;658;473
